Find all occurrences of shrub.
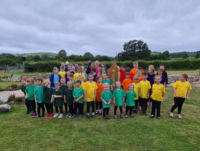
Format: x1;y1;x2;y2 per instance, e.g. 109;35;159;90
0;87;4;91
15;97;23;102
0;101;2;105
8;95;15;102
11;84;18;88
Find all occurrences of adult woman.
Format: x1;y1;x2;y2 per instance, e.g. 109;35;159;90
95;60;100;74
86;62;92;75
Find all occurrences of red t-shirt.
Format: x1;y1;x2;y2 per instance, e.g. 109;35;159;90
120;67;126;84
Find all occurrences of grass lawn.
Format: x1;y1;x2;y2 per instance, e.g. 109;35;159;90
0;81;22;89
0;87;200;151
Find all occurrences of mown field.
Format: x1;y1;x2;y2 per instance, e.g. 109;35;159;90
0;86;200;151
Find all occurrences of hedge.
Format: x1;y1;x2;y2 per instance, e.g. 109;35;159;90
24;59;200;72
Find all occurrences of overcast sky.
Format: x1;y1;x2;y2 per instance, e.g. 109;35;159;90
0;0;200;56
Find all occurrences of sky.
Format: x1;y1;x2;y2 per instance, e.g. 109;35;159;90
0;0;200;57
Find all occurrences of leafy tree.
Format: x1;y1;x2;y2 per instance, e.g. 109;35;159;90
182;54;189;59
84;52;93;57
41;55;50;61
33;55;41;62
195;53;200;59
163;51;170;60
55;50;67;59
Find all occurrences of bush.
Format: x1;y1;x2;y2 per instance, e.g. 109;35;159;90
15;97;23;102
11;84;18;88
8;95;15;102
0;101;2;105
0;87;4;91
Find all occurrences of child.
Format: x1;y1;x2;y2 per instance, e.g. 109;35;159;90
147;66;155;106
60;78;68;116
101;83;112;120
159;64;168;86
51;82;64;118
95;76;104;115
98;67;104;79
157;69;166;86
49;67;62;89
58;66;66;78
25;78;37;117
138;72;151;116
81;66;87;80
102;73;113;90
122;72;133;107
71;80;84;119
67;73;76;87
169;74;192;119
34;77;45;118
21;77;32;114
125;84;137;118
84;73;98;119
43;79;54;118
120;65;126;84
132;76;140;113
74;66;86;82
150;75;165;119
67;65;75;74
92;67;97;81
113;81;125;118
65;71;70;84
135;69;143;83
64;81;74;118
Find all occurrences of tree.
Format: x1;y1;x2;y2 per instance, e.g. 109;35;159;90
41;55;50;61
182;54;189;59
162;51;170;60
195;53;200;59
55;50;67;59
84;52;93;57
33;55;41;62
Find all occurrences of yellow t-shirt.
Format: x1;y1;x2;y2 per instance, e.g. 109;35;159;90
151;84;165;101
133;83;139;100
139;80;151;99
83;81;98;102
173;81;192;98
74;73;86;82
58;71;66;78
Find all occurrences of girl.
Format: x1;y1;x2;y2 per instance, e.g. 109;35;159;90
125;84;137;118
95;60;100;74
95;76;104;115
132;76;140;113
157;69;166;86
51;82;64;118
98;67;104;79
84;73;98;119
74;66;86;82
101;83;112;120
65;71;70;84
58;66;66;78
49;67;62;89
25;78;37;117
147;66;155;106
135;69;143;83
92;67;97;81
113;81;125;118
67;65;75;74
150;76;165;119
170;74;192;119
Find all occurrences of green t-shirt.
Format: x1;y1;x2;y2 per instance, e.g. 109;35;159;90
60;85;67;101
43;87;53;104
25;85;36;101
113;89;125;106
101;91;112;108
34;85;44;103
53;89;63;107
102;79;112;85
64;88;74;105
125;91;137;107
73;88;84;104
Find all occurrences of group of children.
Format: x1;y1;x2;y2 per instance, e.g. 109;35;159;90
21;61;192;120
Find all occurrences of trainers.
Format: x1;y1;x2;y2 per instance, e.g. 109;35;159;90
114;115;118;119
106;116;110;120
32;113;37;117
70;115;76;119
178;114;182;119
86;115;90;119
150;115;155;118
79;115;82;119
26;110;30;114
69;114;73;118
30;113;34;117
58;114;63;118
95;111;98;115
103;116;107;120
67;113;70;116
53;113;58;118
125;115;128;118
91;115;94;118
41;114;45;118
169;112;174;118
99;111;102;115
130;115;134;118
50;114;53;118
157;117;160;120
38;115;41;118
120;114;123;118
46;114;50;118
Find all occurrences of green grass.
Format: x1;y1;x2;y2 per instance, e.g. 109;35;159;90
0;82;21;89
0;87;200;150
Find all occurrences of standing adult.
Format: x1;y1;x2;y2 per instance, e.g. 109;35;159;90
95;60;100;74
130;61;144;79
64;61;69;72
86;62;92;75
75;63;78;68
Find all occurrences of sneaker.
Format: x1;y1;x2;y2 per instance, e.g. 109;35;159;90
178;114;182;119
169;112;174;118
130;115;134;118
114;115;118;119
69;114;73;118
50;114;53;118
103;116;107;120
46;114;50;118
32;113;37;117
70;115;76;119
91;115;94;118
58;113;63;118
157;117;160;120
67;113;70;117
41;114;45;118
150;115;155;118
38;115;41;118
79;115;82;119
26;110;30;114
120;114;123;118
106;116;110;120
125;115;128;118
95;111;98;115
53;113;59;118
86;115;90;119
99;111;102;115
30;113;34;117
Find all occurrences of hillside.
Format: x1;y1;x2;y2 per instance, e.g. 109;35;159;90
14;52;57;57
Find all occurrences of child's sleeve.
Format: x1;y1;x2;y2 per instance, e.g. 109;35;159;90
109;91;113;99
188;83;192;91
81;89;84;96
148;82;151;89
100;91;104;100
122;80;125;86
72;89;75;96
162;85;165;94
173;82;177;88
112;90;116;98
122;90;125;97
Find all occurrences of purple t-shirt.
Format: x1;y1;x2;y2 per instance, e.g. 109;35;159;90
161;75;166;85
93;74;97;81
147;73;155;87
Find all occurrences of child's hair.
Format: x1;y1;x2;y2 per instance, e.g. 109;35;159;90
53;67;58;71
36;77;43;82
125;72;130;76
138;67;143;70
116;81;121;85
181;74;188;81
88;73;94;77
61;77;66;81
160;64;165;67
77;66;82;72
128;84;134;88
133;76;139;80
103;83;110;88
67;81;74;86
61;62;64;65
27;78;34;84
81;66;85;70
55;82;60;86
137;69;142;73
98;67;104;75
69;73;74;78
92;67;96;72
125;68;130;72
103;72;108;76
154;75;161;80
96;76;102;82
158;68;163;72
121;65;126;68
142;72;148;76
43;79;50;84
21;76;27;81
133;61;138;65
76;80;81;84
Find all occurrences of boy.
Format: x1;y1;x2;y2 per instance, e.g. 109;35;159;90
49;67;62;88
132;76;140;113
122;72;133;107
71;80;84;119
21;77;32;114
67;73;76;87
60;78;68;116
102;73;113;90
34;77;45;118
64;81;74;118
59;66;67;78
158;64;168;86
139;72;151;116
84;73;98;119
51;82;64;118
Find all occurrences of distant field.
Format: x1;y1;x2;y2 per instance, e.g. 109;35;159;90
14;52;57;57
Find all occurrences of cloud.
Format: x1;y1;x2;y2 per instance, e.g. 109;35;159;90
0;0;200;56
